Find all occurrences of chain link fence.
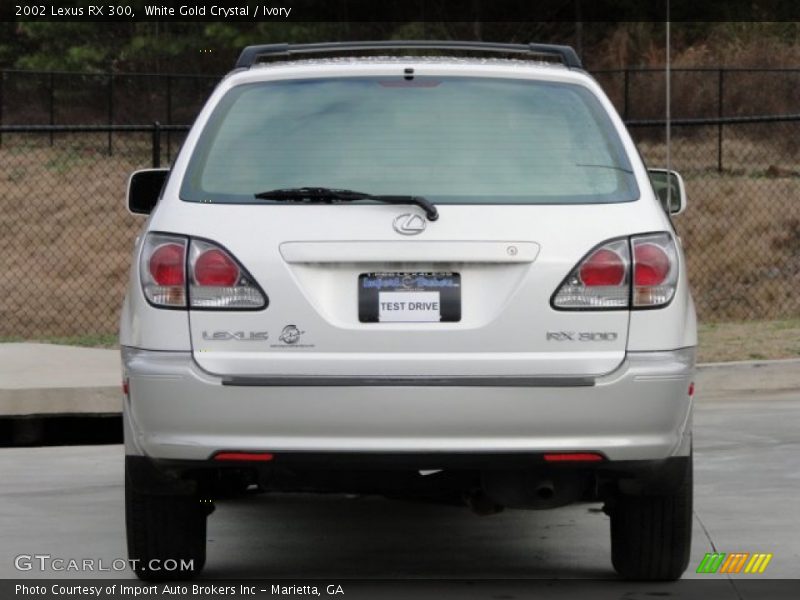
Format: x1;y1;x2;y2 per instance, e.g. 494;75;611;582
630;116;800;322
0;69;217;126
1;71;799;339
0;125;187;339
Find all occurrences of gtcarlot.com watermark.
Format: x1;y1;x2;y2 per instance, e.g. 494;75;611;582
15;553;193;573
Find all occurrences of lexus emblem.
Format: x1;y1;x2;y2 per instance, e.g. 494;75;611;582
393;213;426;235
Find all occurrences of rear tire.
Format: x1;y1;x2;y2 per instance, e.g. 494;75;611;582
125;463;208;581
609;455;693;581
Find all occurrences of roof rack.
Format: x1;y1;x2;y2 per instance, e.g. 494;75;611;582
234;41;583;70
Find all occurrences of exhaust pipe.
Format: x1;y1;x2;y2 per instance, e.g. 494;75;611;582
481;470;589;509
534;480;555;502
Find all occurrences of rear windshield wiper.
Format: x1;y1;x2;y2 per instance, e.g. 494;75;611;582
254;187;439;221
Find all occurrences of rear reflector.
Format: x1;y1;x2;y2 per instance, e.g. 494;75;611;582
213;452;274;462
543;453;604;462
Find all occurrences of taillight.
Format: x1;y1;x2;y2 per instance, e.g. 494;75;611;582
194;248;240;286
634;243;670;285
632;233;678;307
188;239;266;309
579;248;626;286
140;234;187;307
140;233;267;310
552;233;679;310
149;244;185;286
552;239;630;309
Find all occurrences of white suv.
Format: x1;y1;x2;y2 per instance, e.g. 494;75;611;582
121;41;695;581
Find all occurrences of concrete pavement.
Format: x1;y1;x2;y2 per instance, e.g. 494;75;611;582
0;391;798;591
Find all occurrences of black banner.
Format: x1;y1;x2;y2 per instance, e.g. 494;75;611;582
4;579;800;600
3;0;800;23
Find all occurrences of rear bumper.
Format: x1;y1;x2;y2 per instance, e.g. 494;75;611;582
122;347;694;462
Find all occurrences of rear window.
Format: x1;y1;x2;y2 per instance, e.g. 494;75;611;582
181;76;639;205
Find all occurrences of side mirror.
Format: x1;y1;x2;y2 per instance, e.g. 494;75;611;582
648;168;687;215
127;168;169;215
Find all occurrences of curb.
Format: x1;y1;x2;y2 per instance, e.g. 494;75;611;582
698;357;800;369
695;358;800;399
0;387;120;417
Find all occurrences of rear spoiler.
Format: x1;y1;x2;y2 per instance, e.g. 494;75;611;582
234;41;583;70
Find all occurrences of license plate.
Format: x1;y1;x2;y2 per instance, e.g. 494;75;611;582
358;272;461;323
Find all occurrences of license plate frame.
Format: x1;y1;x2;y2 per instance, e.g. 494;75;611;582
358;272;461;323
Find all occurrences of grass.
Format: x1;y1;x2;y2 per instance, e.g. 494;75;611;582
0;136;147;338
698;319;800;363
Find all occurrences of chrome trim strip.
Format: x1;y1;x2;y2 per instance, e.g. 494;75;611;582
220;375;595;387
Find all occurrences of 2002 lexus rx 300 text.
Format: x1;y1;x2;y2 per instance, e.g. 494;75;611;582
121;41;696;581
